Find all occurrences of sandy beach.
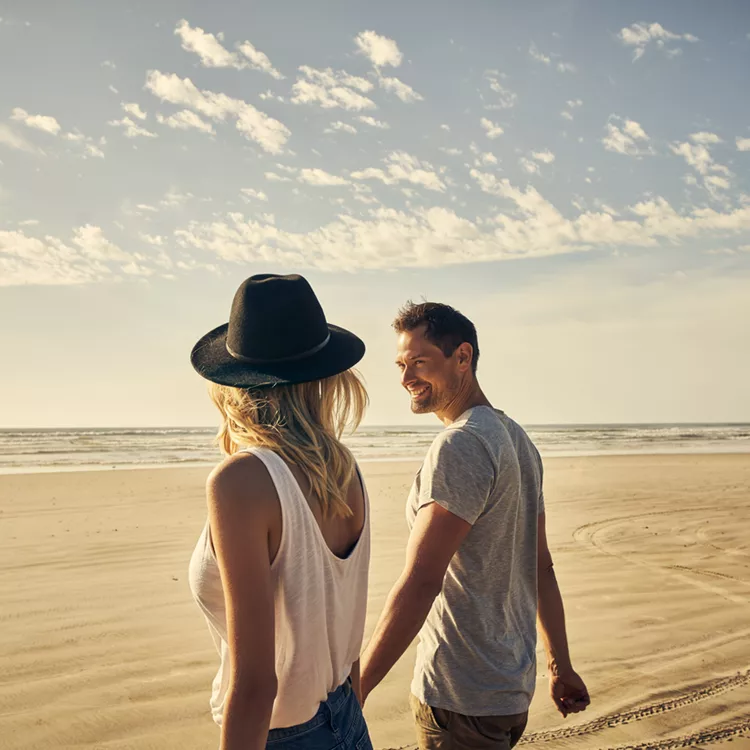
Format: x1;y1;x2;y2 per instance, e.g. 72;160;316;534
1;454;749;750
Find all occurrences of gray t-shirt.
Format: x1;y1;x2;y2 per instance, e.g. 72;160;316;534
406;406;544;716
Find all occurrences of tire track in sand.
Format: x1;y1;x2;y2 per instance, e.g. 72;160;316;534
517;669;750;744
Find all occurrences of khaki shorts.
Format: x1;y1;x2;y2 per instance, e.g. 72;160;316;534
410;694;528;750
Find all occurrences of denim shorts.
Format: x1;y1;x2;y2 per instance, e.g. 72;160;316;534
266;679;373;750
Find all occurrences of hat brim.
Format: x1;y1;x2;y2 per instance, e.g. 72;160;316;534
191;322;365;388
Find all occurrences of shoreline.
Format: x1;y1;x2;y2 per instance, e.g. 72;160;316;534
2;444;750;475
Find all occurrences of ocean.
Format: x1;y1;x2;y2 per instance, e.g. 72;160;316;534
1;423;749;473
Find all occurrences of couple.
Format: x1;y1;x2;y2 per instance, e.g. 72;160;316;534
188;274;589;750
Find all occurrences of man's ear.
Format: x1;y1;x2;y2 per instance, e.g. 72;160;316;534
456;342;474;372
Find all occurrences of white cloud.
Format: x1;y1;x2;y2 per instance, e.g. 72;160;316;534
108;85;119;95
483;71;517;110
351;151;445;192
108;116;158;139
18;219;39;226
259;90;285;102
173;177;750;272
736;137;750;152
478;152;498;166
519;157;539;175
298;168;350;186
101;60;116;70
238;41;284;80
122;102;147;121
529;42;551;64
439;147;462;156
145;70;290;153
531;149;555;163
138;232;165;246
174;19;243;69
354;30;403;68
480;117;504;139
690;131;722;145
156;109;215;134
670;137;732;199
72;225;131;261
326;121;357;135
557;62;576;73
602;116;651;156
265;171;292;183
11;107;61;135
561;99;583;120
160;190;193;208
618;22;699;61
441;124;451;132
0;230;105;285
358;115;390;129
291;65;376;111
378;75;423;103
240;188;268;202
0;124;38;153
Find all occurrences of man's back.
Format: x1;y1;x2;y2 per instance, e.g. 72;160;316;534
406;406;544;715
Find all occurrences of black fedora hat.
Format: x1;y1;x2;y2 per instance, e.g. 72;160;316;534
191;274;365;388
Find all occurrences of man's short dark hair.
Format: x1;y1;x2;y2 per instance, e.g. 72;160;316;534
392;301;480;375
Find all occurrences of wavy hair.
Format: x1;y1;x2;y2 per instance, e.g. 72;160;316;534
209;370;368;518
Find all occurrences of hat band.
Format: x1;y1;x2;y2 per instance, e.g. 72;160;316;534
225;332;331;365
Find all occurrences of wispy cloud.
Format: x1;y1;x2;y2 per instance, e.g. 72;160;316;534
109;116;158;139
156;110;215;135
482;70;517;110
237;41;284;79
378;75;423;103
291;65;375;110
298;168;350;186
358;115;390;129
122;102;147;121
0;123;39;153
325;121;357;135
602;116;652;156
351;151;445;192
480;117;504;139
240;188;269;202
618;22;699;61
174;19;284;79
146;70;290;153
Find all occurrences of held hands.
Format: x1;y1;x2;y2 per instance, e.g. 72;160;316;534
549;667;590;718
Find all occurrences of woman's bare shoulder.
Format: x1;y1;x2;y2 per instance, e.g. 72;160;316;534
207;451;277;511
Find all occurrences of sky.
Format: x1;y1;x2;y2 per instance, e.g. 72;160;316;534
1;0;749;428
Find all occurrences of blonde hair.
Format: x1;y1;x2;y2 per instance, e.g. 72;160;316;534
209;370;368;518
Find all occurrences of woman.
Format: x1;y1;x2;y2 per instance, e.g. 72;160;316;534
188;273;372;750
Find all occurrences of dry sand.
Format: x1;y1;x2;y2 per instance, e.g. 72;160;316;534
0;454;749;749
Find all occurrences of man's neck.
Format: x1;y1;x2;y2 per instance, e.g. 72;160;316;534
436;382;492;425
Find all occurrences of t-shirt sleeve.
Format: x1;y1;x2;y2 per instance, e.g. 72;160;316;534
416;428;496;525
535;446;546;515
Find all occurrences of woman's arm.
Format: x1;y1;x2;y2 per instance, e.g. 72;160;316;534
207;455;279;750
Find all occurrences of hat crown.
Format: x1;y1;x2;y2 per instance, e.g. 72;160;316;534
226;274;330;363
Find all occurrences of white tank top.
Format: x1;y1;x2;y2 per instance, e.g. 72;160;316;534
188;447;370;729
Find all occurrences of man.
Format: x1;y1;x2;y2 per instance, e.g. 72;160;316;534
360;301;589;749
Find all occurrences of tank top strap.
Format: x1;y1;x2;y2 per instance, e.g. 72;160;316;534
238;447;308;525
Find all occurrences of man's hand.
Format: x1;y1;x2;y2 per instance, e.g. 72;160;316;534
549;668;589;718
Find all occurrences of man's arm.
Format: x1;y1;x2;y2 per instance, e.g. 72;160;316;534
537;511;590;718
360;502;472;701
